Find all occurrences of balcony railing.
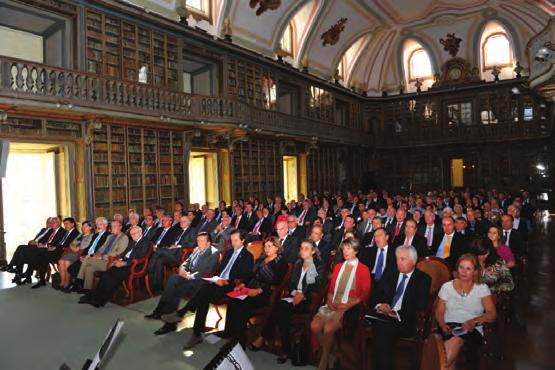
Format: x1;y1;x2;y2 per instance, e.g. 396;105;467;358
0;57;369;145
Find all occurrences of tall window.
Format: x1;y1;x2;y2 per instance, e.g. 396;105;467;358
280;22;294;57
408;48;433;81
482;33;512;69
479;22;514;81
336;55;346;80
187;0;211;19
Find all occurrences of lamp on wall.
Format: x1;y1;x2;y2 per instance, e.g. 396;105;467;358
175;0;190;25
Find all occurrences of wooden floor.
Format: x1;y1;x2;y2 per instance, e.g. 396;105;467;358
0;212;553;370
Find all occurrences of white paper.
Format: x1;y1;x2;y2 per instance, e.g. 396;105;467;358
88;319;124;370
202;276;223;283
215;342;255;370
231;294;248;300
281;297;294;303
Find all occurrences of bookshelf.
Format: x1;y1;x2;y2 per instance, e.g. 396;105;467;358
226;56;274;108
85;9;179;89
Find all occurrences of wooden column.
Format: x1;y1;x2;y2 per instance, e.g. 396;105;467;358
219;149;231;204
75;140;88;222
298;153;308;197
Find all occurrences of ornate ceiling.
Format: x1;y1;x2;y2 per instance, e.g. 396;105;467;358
123;0;552;95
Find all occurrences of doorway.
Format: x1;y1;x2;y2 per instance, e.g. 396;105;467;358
283;155;298;201
451;159;464;188
189;151;219;208
1;142;73;257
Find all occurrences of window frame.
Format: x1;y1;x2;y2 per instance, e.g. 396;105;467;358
408;48;433;83
186;0;212;24
280;22;295;57
482;32;513;71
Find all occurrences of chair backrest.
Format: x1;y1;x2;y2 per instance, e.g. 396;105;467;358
420;333;448;370
247;241;264;261
269;262;293;305
416;256;452;297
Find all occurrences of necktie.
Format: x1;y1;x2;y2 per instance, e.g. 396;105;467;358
288;229;293;236
235;216;241;228
59;230;71;246
425;226;432;247
252;219;263;234
394;222;401;237
198;220;208;232
280;238;285;246
143;227;150;238
47;229;57;244
220;250;240;280
370;236;375;247
156;229;167;245
176;228;187;244
88;233;103;256
503;231;508;244
35;228;50;242
375;248;385;281
442;235;452;258
102;235;118;256
190;251;201;270
391;274;409;308
299;210;306;224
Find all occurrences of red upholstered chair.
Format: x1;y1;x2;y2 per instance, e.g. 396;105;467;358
126;244;154;303
246;241;264;261
420;333;448;370
92;253;125;290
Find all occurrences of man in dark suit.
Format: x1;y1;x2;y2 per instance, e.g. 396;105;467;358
310;225;332;266
387;209;407;245
32;217;80;288
231;205;248;232
358;227;397;282
330;214;357;254
141;214;158;242
508;205;531;241
79;225;152;307
3;217;53;274
211;214;236;252
287;215;306;240
432;216;468;269
368;245;431;370
417;210;442;256
242;202;259;232
147;215;196;290
382;206;396;230
501;214;525;257
465;210;487;239
14;217;67;285
276;220;299;263
245;208;272;243
157;231;254;346
195;209;218;235
153;216;180;249
296;200;316;227
393;219;427;258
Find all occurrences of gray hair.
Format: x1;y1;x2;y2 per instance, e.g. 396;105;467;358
96;217;108;226
396;244;418;261
129;213;140;221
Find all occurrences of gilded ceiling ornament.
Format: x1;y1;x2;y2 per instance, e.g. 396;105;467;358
321;18;348;47
440;33;462;57
249;0;282;16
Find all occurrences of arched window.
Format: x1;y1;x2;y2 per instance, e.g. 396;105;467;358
408;48;433;81
280;22;295;57
479;22;514;80
403;39;434;92
482;33;512;70
186;0;211;19
336;55;346;80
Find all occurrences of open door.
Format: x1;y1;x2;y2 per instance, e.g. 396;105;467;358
283;155;298;201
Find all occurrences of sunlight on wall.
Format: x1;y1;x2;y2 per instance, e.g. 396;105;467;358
2;152;56;256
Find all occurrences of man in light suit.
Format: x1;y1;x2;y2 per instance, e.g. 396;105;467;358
277;221;299;263
144;232;220;334
417;210;442;256
76;219;130;291
79;226;152;307
432;217;468;269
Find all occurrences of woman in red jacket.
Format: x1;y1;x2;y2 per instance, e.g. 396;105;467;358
310;237;371;370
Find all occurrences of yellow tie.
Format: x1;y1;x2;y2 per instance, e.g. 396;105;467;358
443;235;452;258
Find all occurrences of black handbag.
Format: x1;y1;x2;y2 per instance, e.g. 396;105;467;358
51;272;61;290
290;331;308;366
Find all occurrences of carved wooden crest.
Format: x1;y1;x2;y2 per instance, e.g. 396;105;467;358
249;0;282;16
431;57;481;88
440;33;462;57
321;18;348;47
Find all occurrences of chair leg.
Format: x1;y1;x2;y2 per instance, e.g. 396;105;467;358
145;275;153;297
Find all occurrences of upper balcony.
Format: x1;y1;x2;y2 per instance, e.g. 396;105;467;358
0;56;370;145
365;79;552;149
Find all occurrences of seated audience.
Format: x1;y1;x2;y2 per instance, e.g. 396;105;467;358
211;213;236;252
486;225;516;268
393;219;428;258
250;239;326;363
78;226;151;307
58;220;93;291
435;253;497;370
433;216;468;269
245;207;272;243
221;236;288;346
311;238;371;370
310;225;332;267
276;220;300;263
471;238;514;293
68;217;110;284
359;227;396;281
368;245;431;370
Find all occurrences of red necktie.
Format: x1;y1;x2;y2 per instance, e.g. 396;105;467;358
299;210;306;224
47;229;57;244
394;222;401;237
235;215;241;228
252;219;263;234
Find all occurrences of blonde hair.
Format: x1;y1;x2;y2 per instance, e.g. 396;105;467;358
264;236;283;255
454;253;483;284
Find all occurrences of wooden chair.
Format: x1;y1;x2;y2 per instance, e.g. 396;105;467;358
420;333;448;370
92;253;125;290
246;241;264;261
126;245;154;303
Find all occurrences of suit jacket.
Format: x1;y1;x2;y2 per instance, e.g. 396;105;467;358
251;217;272;237
122;237;151;266
357;219;372;236
315;239;333;266
42;227;66;247
33;227;51;243
141;225;158;242
358;244;397;277
211;226;236;252
296;208;316;225
196;219;218;235
290;226;306;240
393;234;428;259
417;223;443;255
57;229;80;249
387;221;406;245
287;258;326;301
217;247;254;283
242;213;259;232
96;233;130;259
84;231;109;254
369;267;431;331
182;245;220;279
504;228;524;256
231;214;248;231
431;232;468;268
174;226;197;248
281;235;300;263
154;227;180;248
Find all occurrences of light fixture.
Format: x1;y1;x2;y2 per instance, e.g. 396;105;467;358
536;163;546;171
511;86;520;94
535;42;554;63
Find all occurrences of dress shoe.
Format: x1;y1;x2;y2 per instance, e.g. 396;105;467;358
15;276;32;285
154;323;177;335
276;355;288;364
183;334;202;349
31;280;46;289
161;312;183;323
71;279;84;292
61;286;72;293
144;312;161;320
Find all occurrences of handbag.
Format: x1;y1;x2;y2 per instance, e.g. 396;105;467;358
51;272;61;290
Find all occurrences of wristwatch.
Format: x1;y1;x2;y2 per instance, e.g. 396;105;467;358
473;319;481;326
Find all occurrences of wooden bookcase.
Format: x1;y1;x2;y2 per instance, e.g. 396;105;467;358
92;124;185;217
307;145;338;194
86;9;179;89
226;56;274;108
